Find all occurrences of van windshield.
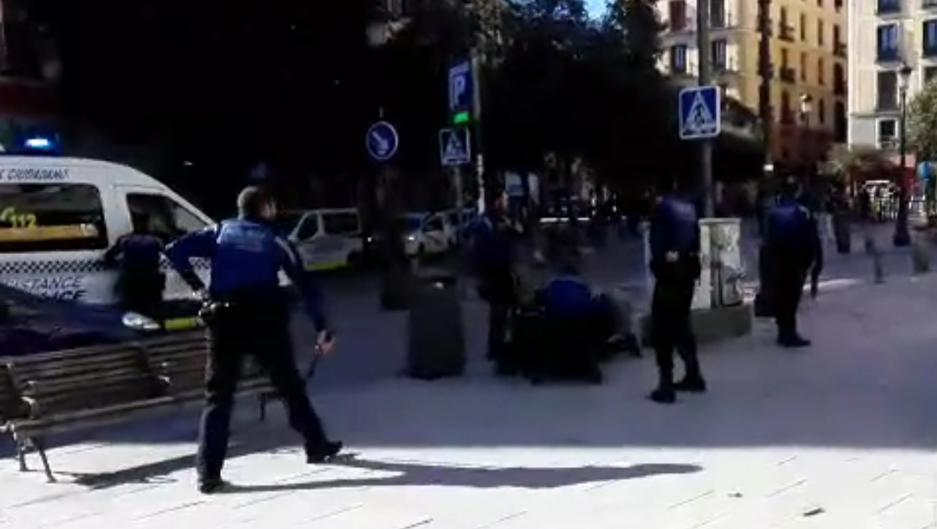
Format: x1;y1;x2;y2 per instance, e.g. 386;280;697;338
0;184;109;253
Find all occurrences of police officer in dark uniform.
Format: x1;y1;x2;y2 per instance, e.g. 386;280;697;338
765;179;820;347
104;212;165;315
166;187;341;494
473;187;517;372
648;180;706;404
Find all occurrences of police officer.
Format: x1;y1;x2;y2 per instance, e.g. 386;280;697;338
648;179;706;404
473;186;517;372
166;187;341;494
766;178;820;347
104;212;165;315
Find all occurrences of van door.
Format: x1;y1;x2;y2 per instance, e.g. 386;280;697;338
116;187;213;299
319;211;362;269
292;213;329;270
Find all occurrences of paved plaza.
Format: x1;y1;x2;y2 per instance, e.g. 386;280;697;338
3;228;937;528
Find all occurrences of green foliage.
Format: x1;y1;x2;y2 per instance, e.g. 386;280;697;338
909;80;937;162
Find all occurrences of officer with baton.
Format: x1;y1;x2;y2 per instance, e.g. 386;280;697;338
166;186;341;494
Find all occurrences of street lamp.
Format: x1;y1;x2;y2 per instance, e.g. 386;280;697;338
894;63;913;247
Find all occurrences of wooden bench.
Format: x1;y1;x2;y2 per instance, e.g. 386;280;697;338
2;331;274;482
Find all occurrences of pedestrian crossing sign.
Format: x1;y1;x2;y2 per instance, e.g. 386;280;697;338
679;86;721;140
439;127;472;167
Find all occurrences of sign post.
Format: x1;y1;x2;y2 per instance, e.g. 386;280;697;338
440;127;472;246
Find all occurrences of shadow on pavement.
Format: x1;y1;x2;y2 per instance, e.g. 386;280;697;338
223;455;701;492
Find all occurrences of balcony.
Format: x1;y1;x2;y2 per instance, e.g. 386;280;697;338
778;23;795;42
924;0;937;9
877;0;901;14
835;41;847;58
779;67;796;83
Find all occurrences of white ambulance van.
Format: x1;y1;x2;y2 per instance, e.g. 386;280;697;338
0;157;214;305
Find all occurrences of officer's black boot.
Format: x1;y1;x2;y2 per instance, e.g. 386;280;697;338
778;327;811;348
198;477;228;495
649;370;676;404
306;440;343;464
674;374;707;393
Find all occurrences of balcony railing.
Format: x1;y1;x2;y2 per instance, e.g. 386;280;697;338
877;48;900;62
924;0;937;9
835;41;847;58
779;23;795;42
780;67;796;83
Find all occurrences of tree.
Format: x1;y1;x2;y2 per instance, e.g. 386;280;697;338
909;80;937;163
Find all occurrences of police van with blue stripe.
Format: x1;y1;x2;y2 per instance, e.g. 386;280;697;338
0;157;214;306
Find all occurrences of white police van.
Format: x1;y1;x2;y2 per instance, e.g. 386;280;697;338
279;208;364;271
0;157;214;305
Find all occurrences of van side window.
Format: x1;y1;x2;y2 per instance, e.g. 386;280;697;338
126;194;207;243
322;213;359;235
0;183;109;252
296;215;319;240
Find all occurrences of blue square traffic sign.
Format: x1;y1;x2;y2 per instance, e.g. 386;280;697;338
679;86;721;140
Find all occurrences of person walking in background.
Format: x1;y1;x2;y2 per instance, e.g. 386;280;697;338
104;212;166;315
166;186;342;494
473;186;518;374
648;178;706;405
765;178;820;347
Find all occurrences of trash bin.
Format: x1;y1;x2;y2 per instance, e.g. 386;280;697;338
407;270;466;380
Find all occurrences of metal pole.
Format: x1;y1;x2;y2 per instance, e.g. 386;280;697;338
698;0;715;217
471;51;487;214
453;165;463;246
895;87;911;246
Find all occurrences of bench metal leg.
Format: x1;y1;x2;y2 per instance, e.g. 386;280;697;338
32;438;54;483
16;441;27;472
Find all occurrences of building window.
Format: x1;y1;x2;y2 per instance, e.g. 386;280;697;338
835;101;847;142
817;0;823;6
671;45;688;73
818;21;825;48
782;91;793;124
712;39;727;70
835;63;846;95
818;58;825;86
801;14;807;42
877;24;900;62
801;52;808;81
877;0;900;14
926;66;937;85
878;119;898;149
925;20;937;57
877;70;898;110
711;0;726;28
669;1;687;31
819;98;826;125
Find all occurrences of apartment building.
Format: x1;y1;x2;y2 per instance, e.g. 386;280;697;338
848;0;937;158
657;0;847;168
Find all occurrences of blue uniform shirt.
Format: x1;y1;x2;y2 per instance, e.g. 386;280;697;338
166;218;328;330
766;198;813;250
650;195;700;264
541;275;594;319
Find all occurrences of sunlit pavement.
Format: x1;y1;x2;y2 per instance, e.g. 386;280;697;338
4;226;937;528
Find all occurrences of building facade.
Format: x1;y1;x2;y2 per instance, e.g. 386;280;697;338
656;0;847;169
848;0;937;158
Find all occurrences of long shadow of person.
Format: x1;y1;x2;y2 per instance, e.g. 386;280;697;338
223;455;701;493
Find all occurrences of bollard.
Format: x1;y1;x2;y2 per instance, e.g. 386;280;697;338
865;235;885;284
912;233;931;274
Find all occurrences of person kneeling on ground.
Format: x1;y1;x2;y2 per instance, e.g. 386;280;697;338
531;260;628;383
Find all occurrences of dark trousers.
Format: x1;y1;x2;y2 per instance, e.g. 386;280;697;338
651;277;701;386
773;264;808;338
487;303;511;360
198;305;327;481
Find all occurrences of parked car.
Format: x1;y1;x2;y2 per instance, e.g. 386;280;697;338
279;208;364;271
401;212;451;257
0;283;203;356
